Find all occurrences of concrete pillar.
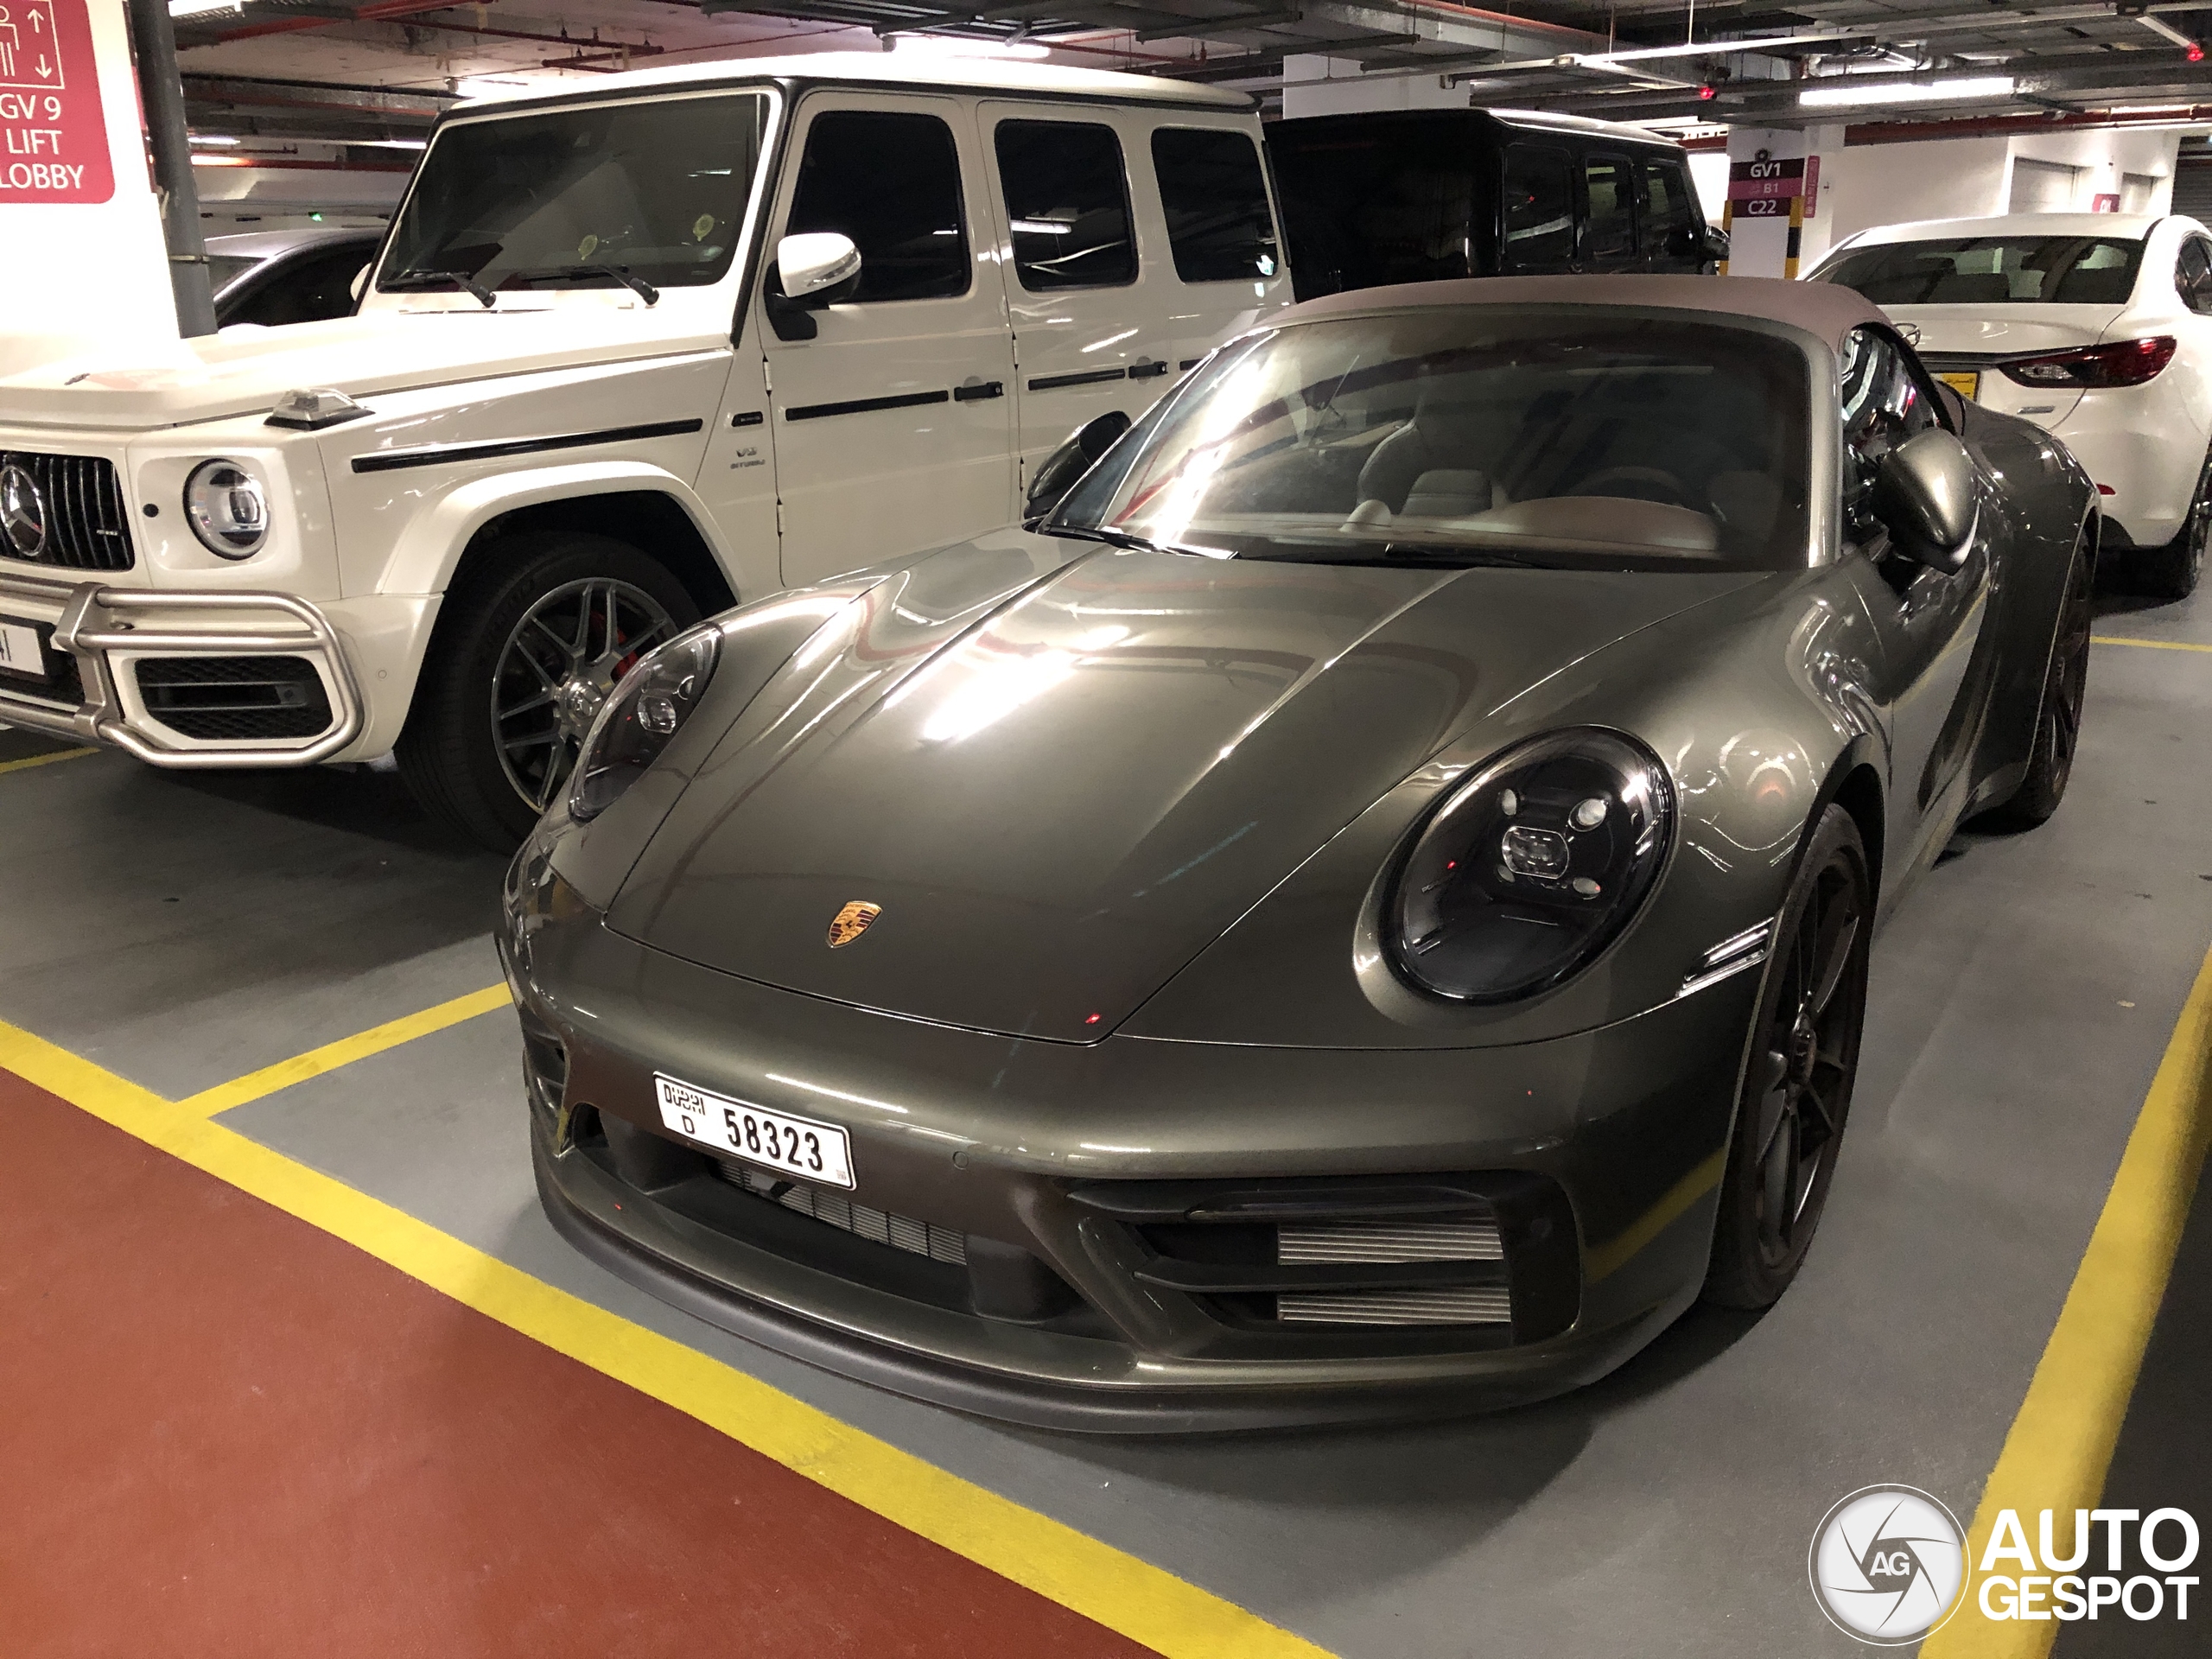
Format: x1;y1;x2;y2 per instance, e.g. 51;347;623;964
1718;125;1843;279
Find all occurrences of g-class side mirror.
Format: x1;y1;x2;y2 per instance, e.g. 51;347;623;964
1874;427;1979;569
766;232;862;341
1023;410;1132;528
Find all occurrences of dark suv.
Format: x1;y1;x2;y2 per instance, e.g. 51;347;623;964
1272;107;1727;301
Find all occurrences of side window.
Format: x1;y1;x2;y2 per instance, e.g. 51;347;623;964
226;246;373;327
1584;153;1637;263
1501;144;1574;270
1639;159;1694;257
785;111;969;302
1150;128;1279;283
2177;238;2212;315
995;121;1136;291
1839;328;1939;544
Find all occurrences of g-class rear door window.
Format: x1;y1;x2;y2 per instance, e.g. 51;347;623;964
1501;143;1574;273
1639;157;1698;268
1583;153;1638;270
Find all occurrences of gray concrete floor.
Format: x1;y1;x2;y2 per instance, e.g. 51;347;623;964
3;580;2208;1658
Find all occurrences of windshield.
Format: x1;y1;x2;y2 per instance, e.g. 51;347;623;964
379;92;768;296
1057;308;1811;572
1815;235;2144;307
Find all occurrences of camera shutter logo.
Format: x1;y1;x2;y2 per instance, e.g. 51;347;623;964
0;463;46;558
1809;1485;1969;1644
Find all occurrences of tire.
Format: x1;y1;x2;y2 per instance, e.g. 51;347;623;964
1979;529;2094;832
2138;446;2209;601
1702;805;1872;1310
397;531;701;849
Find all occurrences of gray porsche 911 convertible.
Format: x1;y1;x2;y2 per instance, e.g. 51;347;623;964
499;276;2095;1432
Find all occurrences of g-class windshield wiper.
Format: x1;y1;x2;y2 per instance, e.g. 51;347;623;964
381;268;496;308
503;264;660;305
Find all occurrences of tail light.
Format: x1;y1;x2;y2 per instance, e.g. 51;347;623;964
1999;336;2177;389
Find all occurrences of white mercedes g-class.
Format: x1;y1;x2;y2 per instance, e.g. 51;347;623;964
0;54;1287;843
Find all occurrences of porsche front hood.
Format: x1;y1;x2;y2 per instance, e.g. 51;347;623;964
609;539;1761;1043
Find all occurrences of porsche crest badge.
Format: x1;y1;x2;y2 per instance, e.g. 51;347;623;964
826;901;882;949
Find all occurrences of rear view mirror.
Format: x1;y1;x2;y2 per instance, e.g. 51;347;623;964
1024;410;1131;527
766;232;862;341
1873;428;1978;569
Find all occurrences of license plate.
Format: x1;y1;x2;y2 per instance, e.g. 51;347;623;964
654;1073;855;1189
0;617;49;686
1936;371;1980;401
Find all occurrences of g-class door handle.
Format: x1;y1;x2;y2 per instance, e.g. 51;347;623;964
1128;359;1171;380
955;378;1005;402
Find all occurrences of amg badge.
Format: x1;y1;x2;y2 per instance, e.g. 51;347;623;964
826;900;881;949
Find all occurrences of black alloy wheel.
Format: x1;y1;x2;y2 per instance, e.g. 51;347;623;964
1704;805;1871;1309
1982;531;2094;831
397;531;700;849
2142;446;2210;600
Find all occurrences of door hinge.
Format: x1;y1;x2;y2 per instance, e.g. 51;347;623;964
775;499;785;536
761;356;773;394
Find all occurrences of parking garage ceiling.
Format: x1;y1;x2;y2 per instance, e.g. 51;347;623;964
169;0;2212;150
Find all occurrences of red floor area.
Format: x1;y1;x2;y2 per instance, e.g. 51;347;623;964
0;1068;1158;1659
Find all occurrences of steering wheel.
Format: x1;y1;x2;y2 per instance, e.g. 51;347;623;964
1569;466;1694;509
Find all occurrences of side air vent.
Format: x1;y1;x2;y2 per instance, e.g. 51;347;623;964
1275;1217;1510;1325
136;656;334;741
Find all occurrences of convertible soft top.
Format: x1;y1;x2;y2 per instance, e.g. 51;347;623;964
1276;275;1889;351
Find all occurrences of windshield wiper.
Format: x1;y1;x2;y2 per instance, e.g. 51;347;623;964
381;268;496;308
504;264;660;305
1041;524;1161;552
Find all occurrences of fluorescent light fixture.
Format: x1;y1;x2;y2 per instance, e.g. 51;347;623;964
1799;75;2015;109
892;35;1048;59
188;133;242;146
190;154;251;167
353;138;428;149
454;76;531;99
168;0;244;16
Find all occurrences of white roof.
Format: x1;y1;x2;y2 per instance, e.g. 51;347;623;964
454;50;1251;116
1843;212;2177;245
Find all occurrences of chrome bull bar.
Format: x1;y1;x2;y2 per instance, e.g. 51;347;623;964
0;567;365;767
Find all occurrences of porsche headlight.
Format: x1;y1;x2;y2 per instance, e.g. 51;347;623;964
1389;730;1674;1003
183;459;270;558
568;625;720;823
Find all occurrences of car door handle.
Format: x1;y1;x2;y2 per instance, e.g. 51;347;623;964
1128;359;1171;379
953;378;1004;402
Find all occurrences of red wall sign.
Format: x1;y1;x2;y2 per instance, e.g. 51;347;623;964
0;0;113;204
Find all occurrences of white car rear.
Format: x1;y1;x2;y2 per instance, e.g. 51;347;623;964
1811;212;2211;596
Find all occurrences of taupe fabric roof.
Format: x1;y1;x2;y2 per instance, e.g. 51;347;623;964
1277;276;1887;353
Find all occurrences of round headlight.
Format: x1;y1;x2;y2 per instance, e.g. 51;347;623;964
183;460;270;558
1389;729;1674;1004
569;624;721;823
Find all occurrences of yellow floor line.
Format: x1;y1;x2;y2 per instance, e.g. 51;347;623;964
0;746;97;777
2091;634;2212;653
0;1014;1332;1659
1922;941;2212;1659
176;983;515;1117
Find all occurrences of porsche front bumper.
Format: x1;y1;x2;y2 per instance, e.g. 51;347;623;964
506;882;1765;1433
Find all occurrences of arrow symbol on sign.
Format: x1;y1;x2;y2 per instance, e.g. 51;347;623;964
37;54;52;76
29;8;46;33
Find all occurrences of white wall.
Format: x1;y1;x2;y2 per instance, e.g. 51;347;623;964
0;0;176;376
1820;128;2183;254
1281;54;1470;118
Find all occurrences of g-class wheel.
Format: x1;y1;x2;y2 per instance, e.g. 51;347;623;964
397;531;700;848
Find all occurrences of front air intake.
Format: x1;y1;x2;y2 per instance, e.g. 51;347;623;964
714;1159;968;1266
1275;1217;1510;1325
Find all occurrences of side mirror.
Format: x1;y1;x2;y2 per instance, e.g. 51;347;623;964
777;232;861;301
766;232;861;341
1700;226;1730;270
1873;428;1979;569
349;264;371;304
1023;410;1132;527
